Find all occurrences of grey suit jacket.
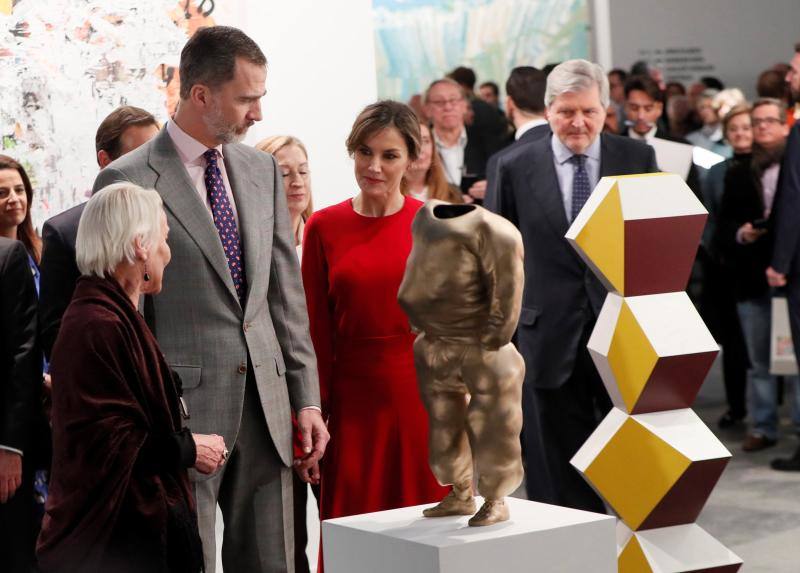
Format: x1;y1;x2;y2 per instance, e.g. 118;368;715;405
93;128;320;469
489;132;658;390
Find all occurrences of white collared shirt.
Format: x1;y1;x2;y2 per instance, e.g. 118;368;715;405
434;128;467;186
628;124;658;142
166;119;240;228
551;135;602;222
515;118;549;140
762;163;781;217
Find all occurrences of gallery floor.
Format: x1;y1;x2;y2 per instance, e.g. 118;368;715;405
215;354;800;572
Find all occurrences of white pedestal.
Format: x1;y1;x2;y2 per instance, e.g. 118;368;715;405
322;497;616;573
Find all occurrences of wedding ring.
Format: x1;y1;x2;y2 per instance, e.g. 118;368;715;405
222;448;229;461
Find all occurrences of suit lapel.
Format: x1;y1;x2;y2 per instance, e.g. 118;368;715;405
223;144;263;311
599;133;622;177
148;130;240;305
525;136;570;237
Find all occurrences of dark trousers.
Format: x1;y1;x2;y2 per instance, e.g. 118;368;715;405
701;260;749;417
521;380;556;504
533;343;612;514
787;284;800;376
292;477;320;573
0;452;37;573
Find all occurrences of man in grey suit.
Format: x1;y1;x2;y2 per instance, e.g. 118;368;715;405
488;60;658;513
93;27;328;573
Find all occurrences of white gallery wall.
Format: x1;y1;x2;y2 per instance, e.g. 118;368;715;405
218;0;378;210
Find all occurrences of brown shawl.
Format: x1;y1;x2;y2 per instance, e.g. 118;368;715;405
37;276;202;573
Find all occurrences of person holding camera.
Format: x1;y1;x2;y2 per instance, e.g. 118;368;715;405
717;98;799;452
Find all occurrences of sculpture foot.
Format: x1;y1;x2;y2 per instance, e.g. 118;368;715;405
423;490;476;518
468;499;509;527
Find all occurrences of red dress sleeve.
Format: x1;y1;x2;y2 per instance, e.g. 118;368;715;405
301;214;334;420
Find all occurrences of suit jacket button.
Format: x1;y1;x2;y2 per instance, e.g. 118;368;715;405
243;322;249;332
238;364;247;374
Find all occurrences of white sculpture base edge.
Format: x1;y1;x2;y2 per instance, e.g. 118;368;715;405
322;496;616;573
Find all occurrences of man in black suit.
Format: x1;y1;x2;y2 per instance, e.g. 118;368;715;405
767;121;800;470
621;75;701;196
489;59;658;512
425;74;508;203
38;106;158;358
485;66;550;212
0;237;40;572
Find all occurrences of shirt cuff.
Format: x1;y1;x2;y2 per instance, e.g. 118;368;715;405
298;406;322;413
0;445;23;456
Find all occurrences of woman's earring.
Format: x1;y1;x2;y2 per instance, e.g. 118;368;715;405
143;264;151;282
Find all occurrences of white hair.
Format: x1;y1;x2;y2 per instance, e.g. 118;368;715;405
544;59;610;109
76;182;163;278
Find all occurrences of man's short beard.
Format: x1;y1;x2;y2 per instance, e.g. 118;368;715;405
204;98;246;144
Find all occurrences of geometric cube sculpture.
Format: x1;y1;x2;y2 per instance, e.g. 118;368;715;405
617;522;742;572
589;292;719;414
572;408;730;531
567;173;739;572
566;173;707;297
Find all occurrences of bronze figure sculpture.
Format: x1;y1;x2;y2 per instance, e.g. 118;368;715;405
398;200;525;526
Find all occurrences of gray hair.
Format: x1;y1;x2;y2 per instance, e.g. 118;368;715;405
424;78;465;103
76;182;164;278
544;59;610;109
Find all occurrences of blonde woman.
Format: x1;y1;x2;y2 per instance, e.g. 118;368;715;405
255;134;316;573
402;122;462;203
256;136;314;257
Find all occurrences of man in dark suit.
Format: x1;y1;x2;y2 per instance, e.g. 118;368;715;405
484;66;550;212
767;121;800;470
483;68;552;502
621;74;701;197
38;106;159;359
489;59;658;513
0;237;40;573
425;75;508;203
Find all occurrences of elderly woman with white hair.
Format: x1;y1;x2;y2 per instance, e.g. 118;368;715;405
37;183;226;573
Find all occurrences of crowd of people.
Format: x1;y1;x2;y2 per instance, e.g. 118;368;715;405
2;23;800;573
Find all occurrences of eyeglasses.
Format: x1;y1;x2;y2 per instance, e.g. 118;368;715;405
428;97;463;108
752;117;782;127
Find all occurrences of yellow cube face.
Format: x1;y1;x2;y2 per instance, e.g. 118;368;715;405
585;417;690;530
567;173;707;297
618;535;652;573
589;293;718;414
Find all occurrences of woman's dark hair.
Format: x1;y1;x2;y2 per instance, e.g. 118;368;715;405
346;101;421;161
0;155;42;263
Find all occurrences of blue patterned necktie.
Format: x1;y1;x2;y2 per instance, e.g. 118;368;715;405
570;154;591;221
203;149;246;302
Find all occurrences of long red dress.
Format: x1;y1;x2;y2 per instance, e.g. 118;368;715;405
301;196;448;527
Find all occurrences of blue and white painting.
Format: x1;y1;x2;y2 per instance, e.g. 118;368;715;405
373;0;590;101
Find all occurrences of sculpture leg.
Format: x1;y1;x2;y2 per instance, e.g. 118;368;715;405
462;343;525;526
414;335;476;517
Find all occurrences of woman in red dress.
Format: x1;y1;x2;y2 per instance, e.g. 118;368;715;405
301;101;449;534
